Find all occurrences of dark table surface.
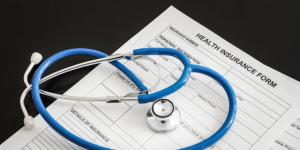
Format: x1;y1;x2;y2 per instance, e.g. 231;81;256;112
1;0;299;144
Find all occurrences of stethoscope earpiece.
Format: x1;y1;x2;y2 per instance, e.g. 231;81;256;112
24;116;35;130
30;52;43;65
21;52;43;130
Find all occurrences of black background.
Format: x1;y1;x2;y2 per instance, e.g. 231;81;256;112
0;0;299;145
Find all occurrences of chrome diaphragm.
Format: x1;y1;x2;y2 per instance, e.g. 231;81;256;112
146;99;181;133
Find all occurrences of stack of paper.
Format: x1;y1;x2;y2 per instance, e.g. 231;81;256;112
1;6;300;150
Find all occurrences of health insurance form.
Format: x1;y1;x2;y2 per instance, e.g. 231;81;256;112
2;6;300;150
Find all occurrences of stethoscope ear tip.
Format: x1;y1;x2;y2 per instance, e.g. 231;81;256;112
30;52;43;65
24;116;35;130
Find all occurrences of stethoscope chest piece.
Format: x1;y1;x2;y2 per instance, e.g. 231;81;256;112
146;99;181;133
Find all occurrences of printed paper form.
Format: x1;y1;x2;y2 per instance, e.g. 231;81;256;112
269;117;300;150
269;76;300;150
2;6;300;150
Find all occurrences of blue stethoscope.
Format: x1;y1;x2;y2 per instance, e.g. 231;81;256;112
21;48;236;150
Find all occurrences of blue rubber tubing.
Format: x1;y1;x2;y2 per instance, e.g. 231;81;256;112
182;64;237;150
32;48;237;150
134;48;237;150
31;48;147;150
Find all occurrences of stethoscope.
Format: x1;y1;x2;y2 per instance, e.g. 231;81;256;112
21;48;236;150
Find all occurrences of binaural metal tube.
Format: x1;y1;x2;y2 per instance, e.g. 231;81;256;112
20;55;135;117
